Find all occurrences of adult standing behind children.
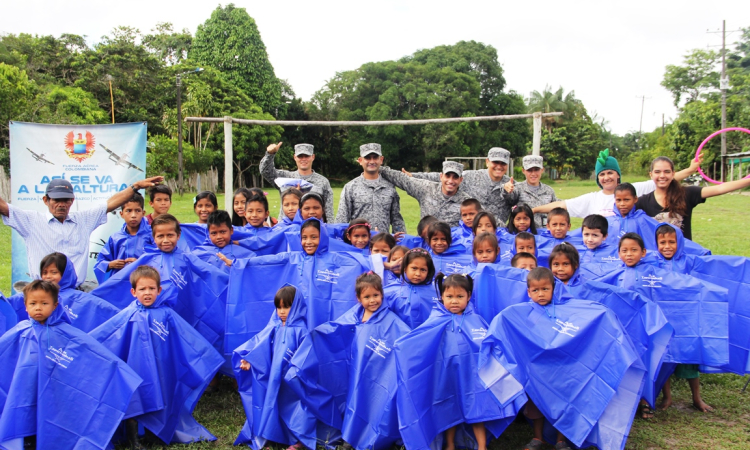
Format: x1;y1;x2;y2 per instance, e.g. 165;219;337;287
533;149;701;219
504;155;559;228
0;176;164;287
380;160;471;227
636;155;750;240
261;142;335;222
401;147;515;223
335;143;406;233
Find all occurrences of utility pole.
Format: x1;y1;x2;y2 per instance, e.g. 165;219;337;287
721;20;727;182
635;95;651;149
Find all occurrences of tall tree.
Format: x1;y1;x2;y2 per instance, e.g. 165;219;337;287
661;49;720;107
191;4;281;113
0;63;33;147
527;86;578;131
143;22;192;66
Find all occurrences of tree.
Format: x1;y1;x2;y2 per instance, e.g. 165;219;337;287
527;86;578;131
192;4;281;113
0;63;33;147
143;22;192;66
661;49;720;107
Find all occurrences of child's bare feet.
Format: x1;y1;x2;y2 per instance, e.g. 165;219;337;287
693;400;714;412
657;397;672;410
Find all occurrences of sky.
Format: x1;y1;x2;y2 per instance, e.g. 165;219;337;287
2;0;748;136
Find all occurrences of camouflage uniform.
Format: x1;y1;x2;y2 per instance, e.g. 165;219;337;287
379;166;471;227
259;151;335;221
503;182;559;228
409;169;512;224
335;175;406;232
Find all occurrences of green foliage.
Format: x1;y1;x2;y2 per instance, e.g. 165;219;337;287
146;134;220;178
30;85;109;124
527;85;579;130
0;63;33;147
192;4;281;113
142;22;192;66
662;49;720;107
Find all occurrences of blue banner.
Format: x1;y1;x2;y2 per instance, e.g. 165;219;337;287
9;122;147;291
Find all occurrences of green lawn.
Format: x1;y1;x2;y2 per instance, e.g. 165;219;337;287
3;179;750;450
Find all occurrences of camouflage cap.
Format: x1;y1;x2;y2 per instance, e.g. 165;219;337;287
294;143;314;156
487;147;510;164
359;143;382;157
522;155;544;170
442;160;464;177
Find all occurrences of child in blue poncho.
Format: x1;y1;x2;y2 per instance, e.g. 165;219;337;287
383;244;407;286
499;203;537;248
193;210;255;271
576;214;619;265
285;273;411;450
427;221;472;274
536;208;582;268
384;248;438;328
0;281;141;450
452;198;483;248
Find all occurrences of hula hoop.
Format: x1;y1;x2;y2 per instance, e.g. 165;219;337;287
695;127;750;184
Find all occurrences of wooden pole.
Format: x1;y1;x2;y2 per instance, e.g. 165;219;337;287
109;80;115;124
532;112;542;156
224;116;233;213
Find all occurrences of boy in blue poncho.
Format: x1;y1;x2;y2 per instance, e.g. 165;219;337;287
90;266;224;448
395;273;524;450
576;214;619;265
536;208;582;268
384;248;438;328
469;232;501;274
94;192;153;283
0;280;142;450
235;192;293;256
500;231;537;266
479;268;646;450
451;199;483;248
396;215;436;250
511;252;537;271
234;285;314;450
427;221;473;274
193;210;255;271
286;272;412;450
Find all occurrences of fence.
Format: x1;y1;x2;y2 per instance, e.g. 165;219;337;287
164;167;219;194
0;166;9;200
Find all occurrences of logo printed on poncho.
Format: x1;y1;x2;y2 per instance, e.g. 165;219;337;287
553;319;579;337
601;256;620;263
46;347;74;368
316;269;340;284
641;274;662;288
366;336;392;359
283;347;296;363
445;262;468;274
170;270;187;290
150;319;169;341
471;327;487;340
63;304;78;320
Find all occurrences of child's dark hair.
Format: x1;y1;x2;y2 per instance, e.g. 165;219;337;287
148;184;172;202
427;221;452;248
655;223;677;239
193;191;218;209
123;192;145;209
388;245;408;262
435;273;474;298
24;280;59;304
401;248;435;285
370;232;396;250
281;188;303;204
417;215;438;238
344;218;371;245
619;232;645;250
130;265;161;289
245;192;269;213
460;198;482;211
507;203;537;235
300;192;327;222
151;214;181;236
547;207;570;225
515;232;536;249
548;243;580;271
511;252;537;268
301;218;321;233
207;210;232;229
527;267;556;288
40;252;67;276
355;272;383;298
274;285;296;309
472;211;497;235
614;182;637;198
582;214;608;236
473;232;498;255
232;187;252;226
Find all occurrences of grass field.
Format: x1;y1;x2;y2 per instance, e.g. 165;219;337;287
2;178;750;449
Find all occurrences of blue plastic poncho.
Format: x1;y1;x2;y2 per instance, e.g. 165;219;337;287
285;303;411;450
192;241;255;272
383;278;439;329
567;272;673;406
575;240;620;265
535;230;583;269
233;285;314;449
450;223;475;249
95;218;153;283
479;298;646;450
0;293;15;336
225;219;371;353
591;262;729;367
91;247;229;360
178;223;209;249
0;305;142;449
395;302;523;450
236;225;290;256
90;292;224;444
430;243;473;275
396;234;428;250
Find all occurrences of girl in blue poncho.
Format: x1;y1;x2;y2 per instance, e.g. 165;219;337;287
427;221;472;274
384;248;438;328
193;191;218;224
383;245;407;286
277;188;303;229
500;203;537;247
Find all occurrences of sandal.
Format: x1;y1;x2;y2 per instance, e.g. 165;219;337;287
638;403;655;419
524;438;543;450
555;441;572;450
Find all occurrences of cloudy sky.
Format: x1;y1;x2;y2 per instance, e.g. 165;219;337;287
2;0;747;136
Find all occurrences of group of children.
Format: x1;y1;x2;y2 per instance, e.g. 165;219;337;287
1;181;747;450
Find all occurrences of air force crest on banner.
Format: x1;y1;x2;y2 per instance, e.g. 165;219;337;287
64;130;96;162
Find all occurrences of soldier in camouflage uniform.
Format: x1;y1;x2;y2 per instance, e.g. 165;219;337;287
260;142;335;221
335;143;406;233
503;155;559;228
380;161;471;227
405;147;515;224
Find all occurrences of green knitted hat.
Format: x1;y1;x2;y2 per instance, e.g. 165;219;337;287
595;149;621;188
